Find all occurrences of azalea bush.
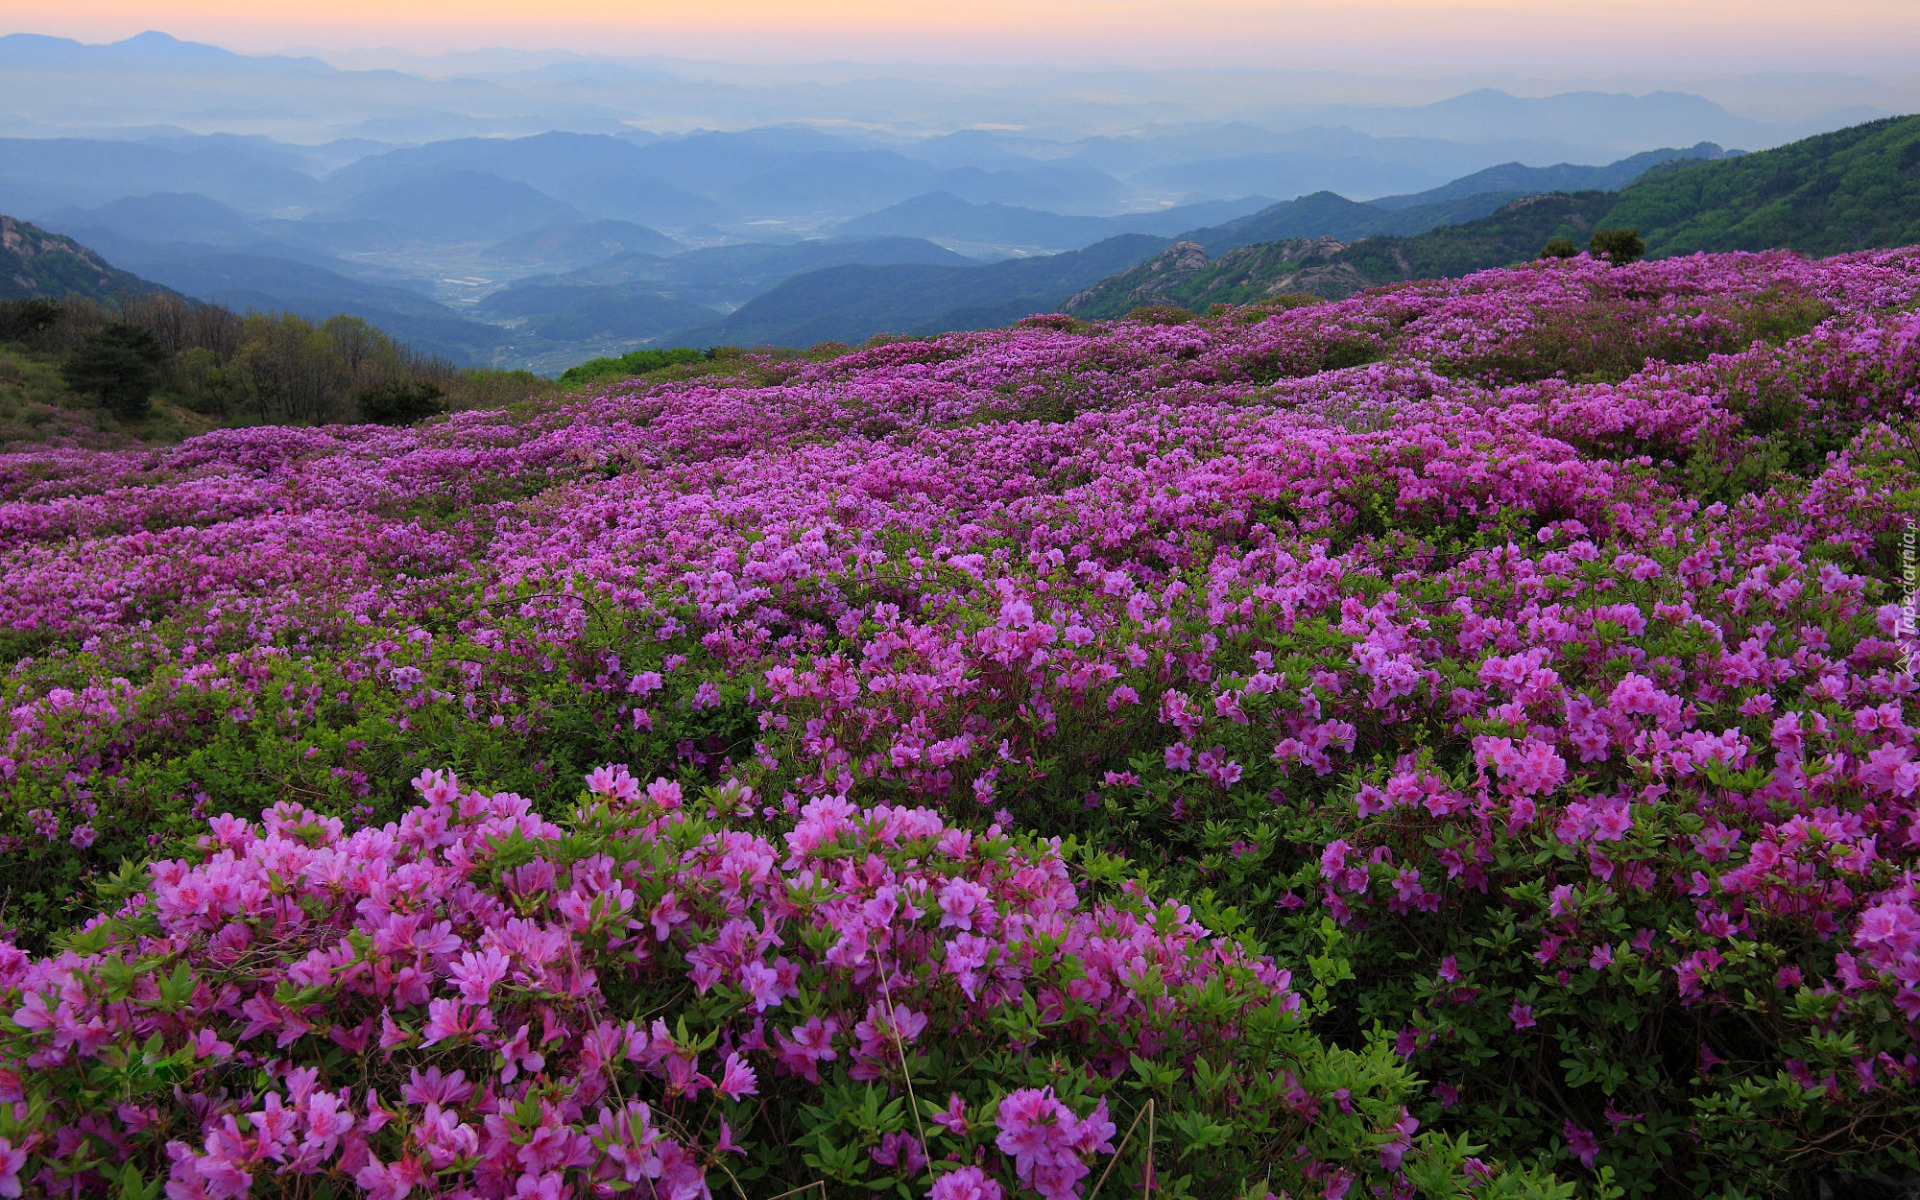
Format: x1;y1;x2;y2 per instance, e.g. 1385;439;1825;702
2;248;1919;1197
0;769;1518;1200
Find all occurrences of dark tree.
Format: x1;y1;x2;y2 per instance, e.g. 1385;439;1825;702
1589;228;1647;265
0;298;65;344
1538;237;1580;260
62;322;165;420
357;379;447;426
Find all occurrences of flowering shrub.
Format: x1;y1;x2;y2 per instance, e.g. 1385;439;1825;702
0;770;1493;1199
3;247;1920;1196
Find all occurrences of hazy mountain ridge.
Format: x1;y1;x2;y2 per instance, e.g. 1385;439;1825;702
677;234;1171;347
829;192;1274;253
3;31;1905;366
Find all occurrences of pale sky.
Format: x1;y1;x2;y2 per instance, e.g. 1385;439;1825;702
6;0;1919;70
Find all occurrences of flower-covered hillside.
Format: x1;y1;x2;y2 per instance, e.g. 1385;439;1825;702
1;249;1918;1199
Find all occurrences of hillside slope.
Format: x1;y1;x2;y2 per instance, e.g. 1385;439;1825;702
1;214;173;302
1068;193;1614;313
1365;141;1732;209
1183;191;1526;256
1600;115;1920;256
1068;114;1920;310
0;246;1917;1199
681;233;1168;346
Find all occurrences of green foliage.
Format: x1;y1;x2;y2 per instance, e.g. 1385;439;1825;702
356;378;447;425
1340;193;1617;288
1069;240;1353;318
0;298;65;342
557;345;711;386
1125;304;1195;325
1600;115;1920;258
1538;238;1580;260
1587;229;1646;266
62;322;164;420
1;296;553;445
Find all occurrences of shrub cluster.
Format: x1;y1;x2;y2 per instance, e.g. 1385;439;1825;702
557;347;714;387
0;248;1917;1198
0;296;551;437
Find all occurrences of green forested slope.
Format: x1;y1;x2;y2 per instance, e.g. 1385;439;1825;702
1066;114;1920;312
1;215;172;303
1599;115;1920;257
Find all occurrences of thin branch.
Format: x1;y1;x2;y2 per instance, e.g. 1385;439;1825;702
879;966;934;1192
1088;1098;1155;1200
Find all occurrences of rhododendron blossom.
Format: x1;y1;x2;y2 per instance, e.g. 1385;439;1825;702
1;245;1919;1195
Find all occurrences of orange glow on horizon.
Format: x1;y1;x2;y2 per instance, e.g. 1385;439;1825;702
4;0;1917;66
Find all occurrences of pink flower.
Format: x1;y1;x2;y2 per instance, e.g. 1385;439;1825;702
355;1155;426;1200
717;1051;758;1101
499;1023;546;1084
994;1088;1114;1200
1564;1119;1601;1169
0;1138;25;1199
929;1167;1004;1200
421;999;495;1046
1510;1002;1537;1030
871;1129;928;1174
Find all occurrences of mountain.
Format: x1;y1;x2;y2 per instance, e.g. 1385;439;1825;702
483;220;682;268
38;192;267;248
1069;192;1617;312
536;237;977;309
1600;116;1920;257
1179;145;1738;256
1115;125;1596;205
1367;143;1734;209
1065;113;1920;312
1063;238;1356;318
324;133;733;230
680;234;1169;347
1183;190;1528;255
0;136;323;215
534;172;729;229
1329;192;1618;290
1335;90;1764;151
473;282;718;343
320;170;584;244
111;250;499;362
830;192;1272;252
1;214;173;302
0;30;333;74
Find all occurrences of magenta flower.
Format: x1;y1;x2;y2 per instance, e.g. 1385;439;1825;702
0;1138;26;1199
1563;1120;1601;1169
929;1166;1004;1200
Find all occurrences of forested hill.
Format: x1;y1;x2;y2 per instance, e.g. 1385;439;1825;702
1067;113;1920;316
1604;115;1920;256
1;214;172;303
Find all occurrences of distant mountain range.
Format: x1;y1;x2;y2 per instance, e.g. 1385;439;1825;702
11;112;1919;367
676;235;1171;347
1063;115;1920;317
722;143;1736;343
2;31;1903;373
829;193;1272;254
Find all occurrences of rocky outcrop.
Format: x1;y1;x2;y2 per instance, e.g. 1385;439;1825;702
1;214;169;303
